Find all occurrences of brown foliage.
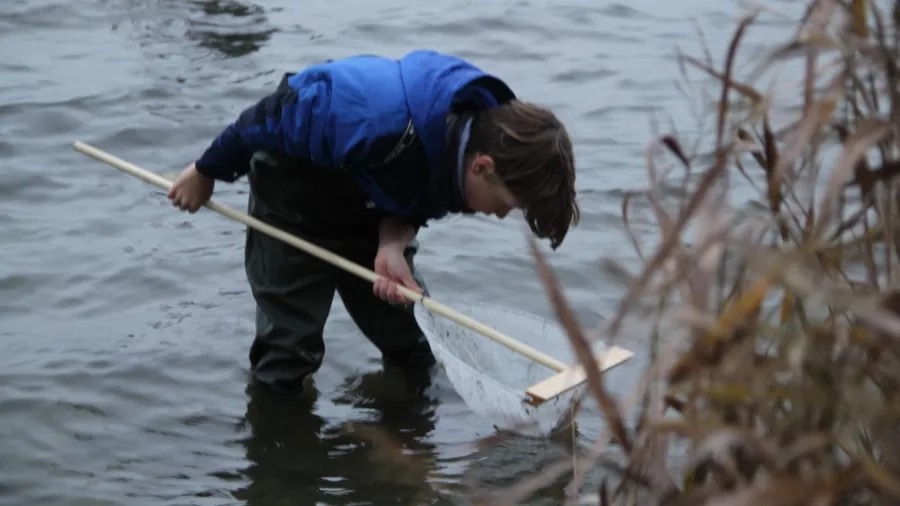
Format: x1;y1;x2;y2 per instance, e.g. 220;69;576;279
502;1;900;504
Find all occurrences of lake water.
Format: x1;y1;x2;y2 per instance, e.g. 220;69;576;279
1;0;804;504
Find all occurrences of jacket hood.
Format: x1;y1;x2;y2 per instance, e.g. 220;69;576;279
397;50;515;170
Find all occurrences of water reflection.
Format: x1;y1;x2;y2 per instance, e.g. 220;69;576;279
185;0;277;58
233;366;445;505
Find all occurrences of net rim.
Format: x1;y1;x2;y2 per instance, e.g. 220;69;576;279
412;299;596;405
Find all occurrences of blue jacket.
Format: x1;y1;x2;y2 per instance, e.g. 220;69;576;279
194;50;516;225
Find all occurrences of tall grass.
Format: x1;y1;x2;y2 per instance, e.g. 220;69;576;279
507;0;900;504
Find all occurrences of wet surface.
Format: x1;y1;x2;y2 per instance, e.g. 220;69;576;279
1;0;803;504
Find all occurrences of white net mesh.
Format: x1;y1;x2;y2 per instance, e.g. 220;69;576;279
414;300;606;437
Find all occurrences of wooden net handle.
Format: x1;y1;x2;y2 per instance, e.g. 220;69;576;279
72;141;571;372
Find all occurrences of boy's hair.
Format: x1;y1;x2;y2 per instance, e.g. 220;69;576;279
466;100;580;250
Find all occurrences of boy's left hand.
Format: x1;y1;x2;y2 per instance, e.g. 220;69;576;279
373;245;422;305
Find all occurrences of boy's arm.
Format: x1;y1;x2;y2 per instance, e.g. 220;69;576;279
193;72;339;182
378;216;417;252
375;215;422;304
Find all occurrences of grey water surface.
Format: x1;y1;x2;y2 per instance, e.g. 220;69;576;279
1;0;802;504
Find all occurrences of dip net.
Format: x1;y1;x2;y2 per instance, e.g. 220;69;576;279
414;300;605;437
71;142;633;440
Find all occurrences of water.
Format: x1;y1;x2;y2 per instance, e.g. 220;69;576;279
1;0;804;504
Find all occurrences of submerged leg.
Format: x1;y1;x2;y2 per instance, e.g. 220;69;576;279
245;222;339;393
244;154;340;394
336;241;437;392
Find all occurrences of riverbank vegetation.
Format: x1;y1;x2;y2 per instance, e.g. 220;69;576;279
510;0;900;504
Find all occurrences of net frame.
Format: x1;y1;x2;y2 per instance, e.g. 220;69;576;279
71;142;631;436
414;300;606;436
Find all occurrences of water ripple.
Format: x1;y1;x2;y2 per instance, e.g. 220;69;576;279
0;0;812;504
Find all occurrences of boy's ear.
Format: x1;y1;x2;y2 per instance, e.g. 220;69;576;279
471;153;495;176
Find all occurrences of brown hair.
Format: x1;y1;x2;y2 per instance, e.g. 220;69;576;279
466;100;580;250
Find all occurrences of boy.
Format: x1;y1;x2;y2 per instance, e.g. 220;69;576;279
166;50;579;393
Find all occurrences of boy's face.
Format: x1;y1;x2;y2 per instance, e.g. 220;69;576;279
464;154;519;218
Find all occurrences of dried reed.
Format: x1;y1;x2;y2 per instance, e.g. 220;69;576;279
507;1;900;504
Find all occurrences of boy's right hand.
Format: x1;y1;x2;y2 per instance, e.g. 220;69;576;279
168;163;214;213
373;243;422;305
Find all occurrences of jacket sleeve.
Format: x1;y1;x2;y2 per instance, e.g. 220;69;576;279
193;70;340;182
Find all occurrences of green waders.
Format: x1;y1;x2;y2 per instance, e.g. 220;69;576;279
243;148;437;393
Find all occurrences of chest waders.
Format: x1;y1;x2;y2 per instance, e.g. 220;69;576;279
242;77;437;395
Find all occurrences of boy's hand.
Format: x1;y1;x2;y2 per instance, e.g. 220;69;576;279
373;244;422;305
168;163;214;213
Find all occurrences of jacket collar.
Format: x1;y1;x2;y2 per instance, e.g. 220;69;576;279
453;115;474;210
430;112;475;215
407;111;476;227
